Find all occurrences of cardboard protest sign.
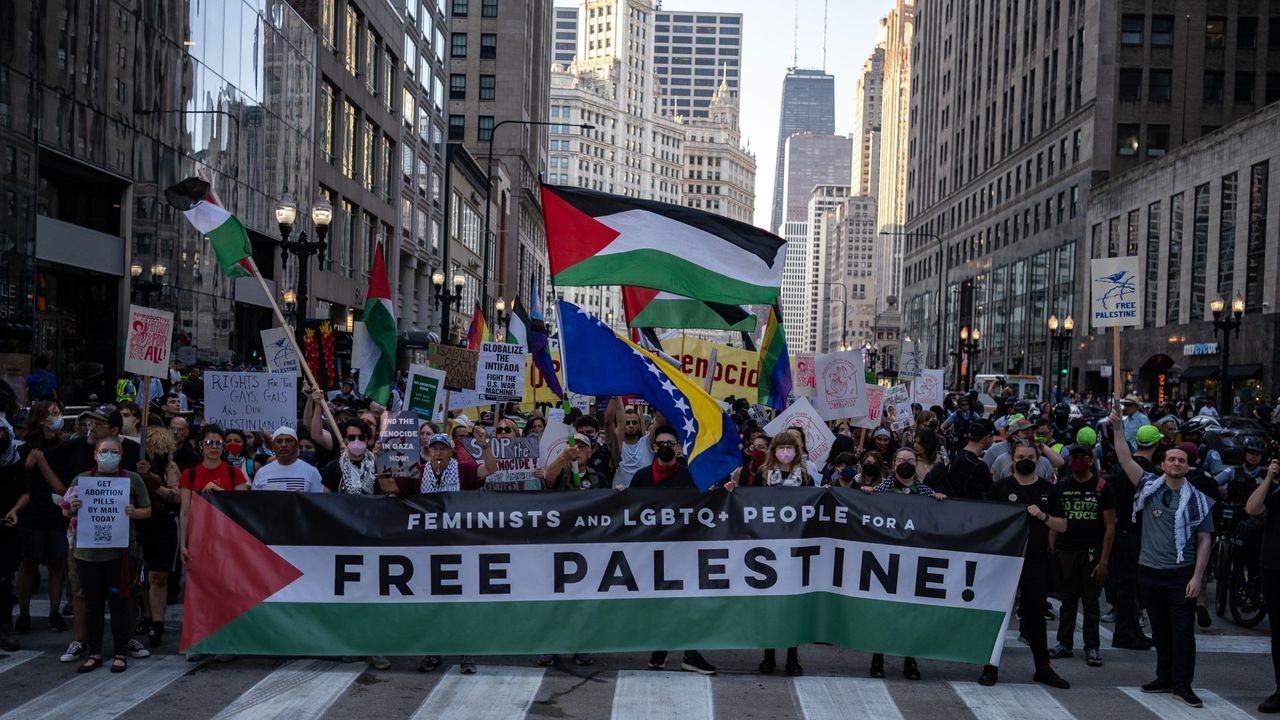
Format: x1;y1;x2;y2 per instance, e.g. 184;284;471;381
124;305;174;378
476;342;526;402
812;350;869;421
203;372;297;431
405;364;446;421
792;354;816;397
764;397;836;465
524;346;566;402
377;411;421;478
75;477;130;549
665;335;761;403
428;343;478;390
885;384;913;432
899;338;925;380
484;436;541;491
850;387;886;430
261;327;300;375
539;421;572;472
1090;256;1142;329
912;369;946;409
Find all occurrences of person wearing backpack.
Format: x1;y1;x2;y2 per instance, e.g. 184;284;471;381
178;425;249;568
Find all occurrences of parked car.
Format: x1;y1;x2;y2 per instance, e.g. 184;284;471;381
1203;417;1273;465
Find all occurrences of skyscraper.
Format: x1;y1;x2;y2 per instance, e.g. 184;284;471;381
769;68;835;232
851;43;885;198
652;11;743;120
780;133;852;225
553;5;577;67
875;0;913;302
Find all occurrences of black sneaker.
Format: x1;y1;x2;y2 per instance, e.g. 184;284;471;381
459;656;477;674
417;655;442;672
785;655;803;677
13;615;29;635
1195;605;1212;628
1033;667;1070;689
1171;685;1203;708
1141;679;1173;693
1048;644;1074;659
870;653;885;678
1112;637;1153;651
1085;649;1102;667
0;627;18;652
758;650;775;674
48;613;67;632
647;651;667;670
573;653;593;666
978;665;999;686
681;652;716;676
902;657;921;681
148;624;164;649
1259;690;1280;713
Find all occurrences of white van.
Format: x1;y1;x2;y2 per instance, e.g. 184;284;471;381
974;374;1043;410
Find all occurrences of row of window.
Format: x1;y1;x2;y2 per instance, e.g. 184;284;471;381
1118;68;1278;105
448;114;495;141
450;0;498;18
450;32;497;58
448;73;496;100
319;83;397;202
1121;14;1280;51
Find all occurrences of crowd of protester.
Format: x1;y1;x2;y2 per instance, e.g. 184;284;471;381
1;362;1279;713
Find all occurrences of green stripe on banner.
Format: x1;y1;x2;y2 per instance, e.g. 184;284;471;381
554;249;780;305
189;593;1005;665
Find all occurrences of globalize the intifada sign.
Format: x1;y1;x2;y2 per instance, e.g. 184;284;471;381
181;489;1027;666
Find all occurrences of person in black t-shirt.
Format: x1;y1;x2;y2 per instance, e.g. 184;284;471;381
1049;446;1115;668
0;422;28;650
945;419;996;500
1102;417;1157;651
1246;458;1280;713
981;440;1070;689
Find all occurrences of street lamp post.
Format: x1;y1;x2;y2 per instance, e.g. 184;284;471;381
879;230;946;368
432;272;466;343
276;194;333;349
130;260;168;307
957;325;981;391
1048;314;1074;401
481;119;595;321
1209;295;1245;413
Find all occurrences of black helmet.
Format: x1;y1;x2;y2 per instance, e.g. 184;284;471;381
1242;436;1268;453
1013;400;1030;413
1178;416;1217;437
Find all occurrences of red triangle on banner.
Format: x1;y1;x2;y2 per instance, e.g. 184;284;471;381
541;186;621;274
179;493;304;651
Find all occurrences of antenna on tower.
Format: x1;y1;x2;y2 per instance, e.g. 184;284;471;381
822;0;829;71
792;0;798;68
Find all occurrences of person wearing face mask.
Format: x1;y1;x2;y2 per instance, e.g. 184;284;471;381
989;418;1064;482
824;453;860;489
857;451;886;488
116;403;142;441
946;419;996;500
729;433;771;487
63;437;151;673
179;425;250;562
14;401;68;636
1048;445;1116;669
251;427;326;492
982;440;1071;689
322;420;380;494
819;435;858;486
222;429;257;480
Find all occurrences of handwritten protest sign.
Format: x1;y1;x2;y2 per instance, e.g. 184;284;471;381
793;354;816;397
538;422;572;472
260;327;300;375
812;350;869;421
1090;256;1142;329
913;369;946;409
850;387;886;430
203;372;297;431
476;342;526;402
75;477;130;549
484;436;541;491
124;305;174;377
899;338;925;380
885;384;913;431
406;364;446;421
428;344;478;390
765;397;835;465
378;411;421;478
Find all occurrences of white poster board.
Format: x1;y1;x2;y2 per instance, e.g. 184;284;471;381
203;371;297;431
1090;256;1143;329
260;327;300;375
75;476;130;549
793;354;816;397
405;363;447;421
124;305;174;378
850;387;886;430
764;397;836;465
899;338;925;380
539;421;572;470
912;369;946;409
447;387;488;412
812;350;869;421
476;342;527;401
885;384;913;431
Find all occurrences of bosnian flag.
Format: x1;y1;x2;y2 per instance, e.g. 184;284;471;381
541;185;785;305
165;177;254;278
622;286;758;332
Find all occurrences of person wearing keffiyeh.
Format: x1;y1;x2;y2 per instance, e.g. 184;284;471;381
1110;410;1214;709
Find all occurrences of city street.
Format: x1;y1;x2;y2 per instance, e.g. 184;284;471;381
0;598;1272;719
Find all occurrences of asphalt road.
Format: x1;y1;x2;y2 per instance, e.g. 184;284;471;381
0;598;1274;719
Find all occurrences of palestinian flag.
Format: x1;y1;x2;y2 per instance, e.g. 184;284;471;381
757;301;792;410
352;241;396;405
541;185;785;305
622;287;757;332
165;177;254;277
465;303;490;351
506;297;529;347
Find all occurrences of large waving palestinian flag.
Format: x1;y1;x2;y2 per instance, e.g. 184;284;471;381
622;287;758;332
542;185;785;305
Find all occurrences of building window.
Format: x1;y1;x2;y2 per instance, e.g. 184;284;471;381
1238;16;1258;48
1151;15;1174;46
1268;73;1280;104
451;33;467;57
1235;71;1256;103
1145;202;1161;327
1146;124;1170;156
448;114;465;140
320;82;337;165
1149;69;1172;102
479;74;496;100
1190;183;1210;314
1203;71;1224;103
344;6;361;76
342;100;357;178
320;0;336;48
362;118;376;191
480;34;497;58
482;0;497;17
478;115;495;141
1205;16;1226;48
1116;123;1139;156
1121;15;1144;46
1118;68;1143;101
1246;162;1269;312
450;73;466;99
1167;193;1184;325
1219;172;1238;299
452;0;467;15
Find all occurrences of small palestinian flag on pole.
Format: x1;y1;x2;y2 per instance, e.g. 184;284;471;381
352;241;396;406
165;177;254;277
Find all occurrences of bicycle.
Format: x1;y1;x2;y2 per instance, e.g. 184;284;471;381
1211;500;1267;627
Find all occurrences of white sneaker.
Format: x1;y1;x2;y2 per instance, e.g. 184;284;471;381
60;640;85;663
127;638;152;658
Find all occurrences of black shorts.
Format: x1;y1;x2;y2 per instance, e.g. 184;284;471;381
141;514;179;574
18;524;68;564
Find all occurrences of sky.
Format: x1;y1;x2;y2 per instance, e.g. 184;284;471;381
654;0;897;229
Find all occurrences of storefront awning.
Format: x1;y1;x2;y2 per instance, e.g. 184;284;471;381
1179;366;1218;381
1226;363;1265;380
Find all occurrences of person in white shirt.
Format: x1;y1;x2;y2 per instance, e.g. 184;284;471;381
251;426;325;492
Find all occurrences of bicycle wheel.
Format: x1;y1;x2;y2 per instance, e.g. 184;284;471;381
1230;562;1268;629
1215;542;1231;617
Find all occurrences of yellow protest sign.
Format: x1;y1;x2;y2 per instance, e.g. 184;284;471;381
665;335;760;402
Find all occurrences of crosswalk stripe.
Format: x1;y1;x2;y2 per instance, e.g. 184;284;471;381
409;665;545;720
210;659;363;720
792;677;903;720
1119;687;1253;720
611;670;713;720
0;655;190;720
0;651;42;675
950;682;1075;720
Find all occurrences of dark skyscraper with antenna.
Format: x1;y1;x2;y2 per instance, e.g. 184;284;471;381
770;68;836;232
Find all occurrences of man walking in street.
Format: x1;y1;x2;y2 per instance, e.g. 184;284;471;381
1110;411;1214;708
1050;445;1116;668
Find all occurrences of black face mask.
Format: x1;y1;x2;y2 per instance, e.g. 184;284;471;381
862;463;880;479
895;462;916;480
839;466;858;483
0;436;9;455
655;445;676;463
1014;459;1038;476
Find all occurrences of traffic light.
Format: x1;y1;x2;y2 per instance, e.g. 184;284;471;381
1060;367;1068;374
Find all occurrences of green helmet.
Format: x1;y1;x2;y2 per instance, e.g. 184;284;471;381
1075;426;1097;447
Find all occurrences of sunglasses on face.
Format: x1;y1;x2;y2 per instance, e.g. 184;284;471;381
655;440;676;448
203;440;224;448
495;426;515;434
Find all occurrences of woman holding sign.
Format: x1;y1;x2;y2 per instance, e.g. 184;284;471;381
63;436;151;673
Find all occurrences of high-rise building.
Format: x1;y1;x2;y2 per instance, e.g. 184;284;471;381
769;68;835;232
851;44;885;199
802;185;851;353
679;79;756;224
780;134;852;225
900;0;1280;395
874;0;912;304
553;5;578;67
652;11;743;121
820;196;879;353
779;220;811;351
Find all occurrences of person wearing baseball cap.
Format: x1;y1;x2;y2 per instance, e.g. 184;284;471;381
982;413;1035;470
943;419;997;500
249;426;324;493
1120;395;1151;445
1135;424;1164;449
545;434;609;491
